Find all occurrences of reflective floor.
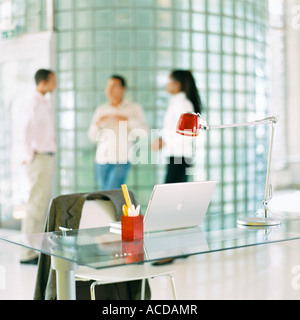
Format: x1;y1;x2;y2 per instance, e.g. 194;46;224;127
1;228;300;300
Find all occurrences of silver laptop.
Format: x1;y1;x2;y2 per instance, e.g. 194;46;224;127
143;181;217;232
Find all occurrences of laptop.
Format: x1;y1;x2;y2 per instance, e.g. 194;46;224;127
110;181;216;233
143;181;217;232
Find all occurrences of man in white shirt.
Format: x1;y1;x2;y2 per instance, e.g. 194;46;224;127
21;69;57;264
88;75;148;190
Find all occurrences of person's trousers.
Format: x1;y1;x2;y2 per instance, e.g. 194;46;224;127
20;154;55;261
165;157;191;184
95;163;131;191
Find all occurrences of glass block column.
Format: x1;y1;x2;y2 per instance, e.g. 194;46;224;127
54;0;270;228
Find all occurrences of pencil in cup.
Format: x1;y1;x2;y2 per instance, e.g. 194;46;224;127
121;184;133;210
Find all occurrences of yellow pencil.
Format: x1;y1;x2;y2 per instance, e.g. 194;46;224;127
122;204;128;217
121;184;133;211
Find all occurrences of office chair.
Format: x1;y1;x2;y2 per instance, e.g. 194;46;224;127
75;199;177;300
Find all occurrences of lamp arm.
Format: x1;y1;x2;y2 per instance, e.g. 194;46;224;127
202;116;278;131
200;114;278;220
263;121;276;218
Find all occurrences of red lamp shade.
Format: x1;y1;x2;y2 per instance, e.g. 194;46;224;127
176;112;201;137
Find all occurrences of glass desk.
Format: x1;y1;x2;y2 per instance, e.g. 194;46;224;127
1;217;300;300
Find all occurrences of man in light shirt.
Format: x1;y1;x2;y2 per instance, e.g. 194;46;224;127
21;69;57;264
88;75;148;190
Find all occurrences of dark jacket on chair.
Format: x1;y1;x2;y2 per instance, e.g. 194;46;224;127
34;189;151;300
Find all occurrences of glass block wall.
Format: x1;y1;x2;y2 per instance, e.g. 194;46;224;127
0;0;273;229
54;0;269;229
0;0;48;36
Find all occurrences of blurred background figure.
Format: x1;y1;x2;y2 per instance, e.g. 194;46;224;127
151;70;203;184
88;75;148;190
20;69;57;264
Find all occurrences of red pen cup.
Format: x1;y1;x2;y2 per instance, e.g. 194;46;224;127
121;215;144;242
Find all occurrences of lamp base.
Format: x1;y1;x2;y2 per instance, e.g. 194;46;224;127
237;216;281;227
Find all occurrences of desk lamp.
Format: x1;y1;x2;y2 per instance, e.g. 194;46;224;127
176;112;280;227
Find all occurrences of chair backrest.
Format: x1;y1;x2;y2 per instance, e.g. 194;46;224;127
79;200;116;229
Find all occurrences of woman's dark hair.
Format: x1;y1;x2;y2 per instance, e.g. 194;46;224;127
170;70;202;114
35;69;54;85
110;74;127;88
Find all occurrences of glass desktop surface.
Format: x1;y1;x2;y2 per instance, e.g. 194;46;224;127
2;217;300;270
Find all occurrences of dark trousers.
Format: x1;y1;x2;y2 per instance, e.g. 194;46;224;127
165;157;191;184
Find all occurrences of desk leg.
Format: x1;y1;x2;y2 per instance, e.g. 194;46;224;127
51;256;78;300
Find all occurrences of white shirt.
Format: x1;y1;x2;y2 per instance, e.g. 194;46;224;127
88;100;148;164
163;92;194;159
23;91;57;163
